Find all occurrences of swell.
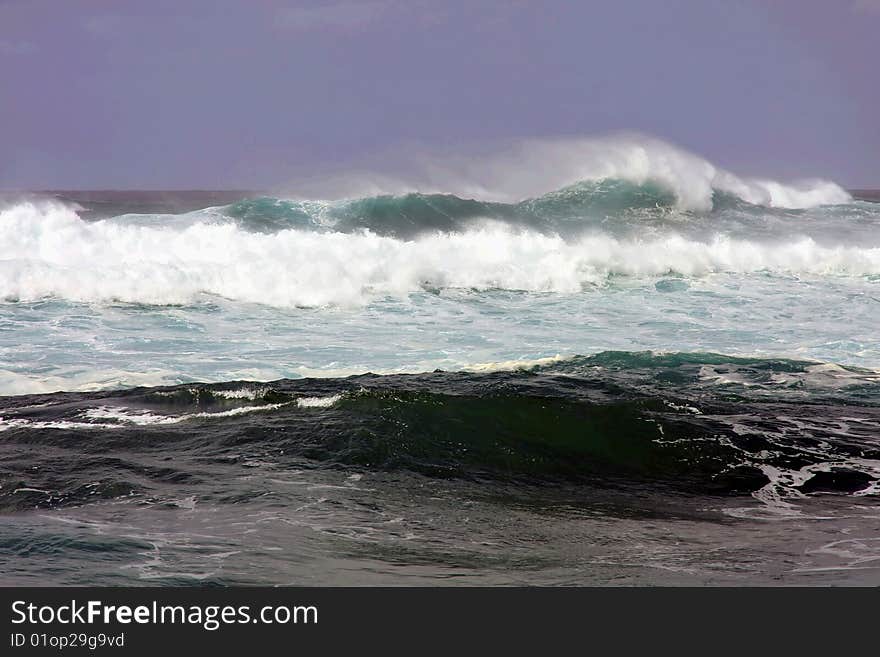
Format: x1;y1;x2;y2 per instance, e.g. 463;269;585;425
1;352;878;513
2;200;878;308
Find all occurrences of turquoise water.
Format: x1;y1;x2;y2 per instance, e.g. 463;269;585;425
0;271;878;395
0;181;878;394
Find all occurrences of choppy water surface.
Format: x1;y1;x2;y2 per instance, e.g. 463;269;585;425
1;137;879;584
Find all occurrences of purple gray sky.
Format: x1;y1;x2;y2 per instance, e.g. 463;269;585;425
1;0;878;190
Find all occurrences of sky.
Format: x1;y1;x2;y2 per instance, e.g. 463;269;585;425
0;0;878;190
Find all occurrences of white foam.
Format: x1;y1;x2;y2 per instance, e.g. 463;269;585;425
0;397;343;433
1;203;878;309
699;361;880;390
0;366;184;396
84;404;292;425
296;394;342;408
0;416;120;432
212;387;268;401
83;407;187;426
461;354;566;372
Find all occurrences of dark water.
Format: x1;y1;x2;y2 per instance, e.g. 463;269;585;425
2;352;879;585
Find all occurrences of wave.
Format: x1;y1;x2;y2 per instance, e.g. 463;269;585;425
282;134;852;212
1;352;877;512
1;201;878;308
223;181;855;239
224;179;686;237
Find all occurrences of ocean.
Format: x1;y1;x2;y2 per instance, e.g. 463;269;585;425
1;137;879;585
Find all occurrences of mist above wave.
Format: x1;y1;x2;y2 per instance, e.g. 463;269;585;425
280;134;851;212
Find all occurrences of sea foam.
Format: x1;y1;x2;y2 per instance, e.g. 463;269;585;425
0;200;877;308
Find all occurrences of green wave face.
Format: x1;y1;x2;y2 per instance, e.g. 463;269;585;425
305;390;761;494
2;352;877;513
222;179;691;237
221;175;865;240
520;179;678;218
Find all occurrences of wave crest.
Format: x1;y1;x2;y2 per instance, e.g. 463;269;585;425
283;134;851;212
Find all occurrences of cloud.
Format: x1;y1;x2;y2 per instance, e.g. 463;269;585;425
854;0;880;13
82;15;127;38
275;1;388;32
0;39;36;55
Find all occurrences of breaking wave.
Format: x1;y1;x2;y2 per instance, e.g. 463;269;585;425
0;135;869;308
281;134;852;211
0;200;876;308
